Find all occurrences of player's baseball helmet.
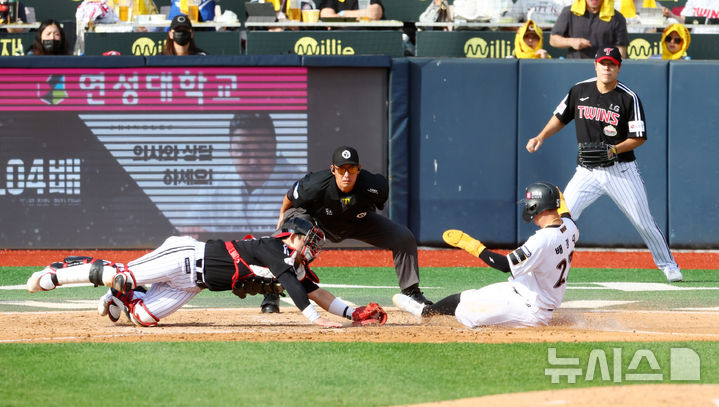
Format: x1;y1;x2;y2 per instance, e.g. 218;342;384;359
277;214;325;262
520;181;560;223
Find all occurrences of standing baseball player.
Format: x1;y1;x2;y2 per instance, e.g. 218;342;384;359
260;145;432;314
394;182;579;328
25;214;387;328
526;47;682;282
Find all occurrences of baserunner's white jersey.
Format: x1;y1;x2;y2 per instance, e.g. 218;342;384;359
508;217;579;311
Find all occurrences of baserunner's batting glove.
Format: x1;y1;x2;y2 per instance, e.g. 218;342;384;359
556;187;571;218
442;229;486;257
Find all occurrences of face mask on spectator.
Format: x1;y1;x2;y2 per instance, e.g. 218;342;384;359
173;31;191;46
42;39;62;53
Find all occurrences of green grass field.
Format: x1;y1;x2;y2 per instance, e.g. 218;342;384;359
2;265;719;406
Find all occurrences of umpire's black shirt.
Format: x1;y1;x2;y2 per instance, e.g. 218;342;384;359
287;169;389;241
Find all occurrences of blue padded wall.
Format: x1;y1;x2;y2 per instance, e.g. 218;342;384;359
407;58;518;246
668;62;719;247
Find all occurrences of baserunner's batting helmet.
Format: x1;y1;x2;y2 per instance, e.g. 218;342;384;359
520;181;560;223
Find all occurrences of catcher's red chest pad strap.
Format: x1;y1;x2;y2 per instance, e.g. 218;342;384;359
225;241;254;289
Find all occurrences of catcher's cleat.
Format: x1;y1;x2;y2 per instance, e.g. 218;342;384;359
663;268;683;283
26;266;60;293
392;294;425;319
442;229;486;257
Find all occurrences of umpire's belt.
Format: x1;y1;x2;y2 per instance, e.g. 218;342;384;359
195;258;208;289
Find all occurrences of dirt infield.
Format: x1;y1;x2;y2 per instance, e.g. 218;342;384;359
4;248;717;345
4;249;718;406
3;307;719;345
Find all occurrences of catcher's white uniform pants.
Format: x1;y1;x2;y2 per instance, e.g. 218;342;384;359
126;236;205;320
454;282;552;328
564;161;678;272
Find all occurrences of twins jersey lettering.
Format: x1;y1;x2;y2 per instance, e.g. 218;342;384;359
554;78;646;163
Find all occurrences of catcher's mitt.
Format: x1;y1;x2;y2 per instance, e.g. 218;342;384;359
577;142;617;168
352;303;388;326
232;276;283;299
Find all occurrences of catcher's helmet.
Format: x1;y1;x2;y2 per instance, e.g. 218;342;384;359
275;214;325;262
520;181;561;223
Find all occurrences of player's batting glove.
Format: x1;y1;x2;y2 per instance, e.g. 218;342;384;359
442;229;486;257
352;303;388;326
555;187;571;218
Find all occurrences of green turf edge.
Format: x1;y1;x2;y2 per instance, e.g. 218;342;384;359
1;341;717;407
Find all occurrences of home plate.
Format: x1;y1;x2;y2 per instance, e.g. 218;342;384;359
560;300;637;309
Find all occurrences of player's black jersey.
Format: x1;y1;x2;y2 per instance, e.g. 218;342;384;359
286;169;389;239
202;237;294;291
554;78;647;163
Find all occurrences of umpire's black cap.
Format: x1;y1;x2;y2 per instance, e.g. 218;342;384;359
332;146;360;166
595;47;622;66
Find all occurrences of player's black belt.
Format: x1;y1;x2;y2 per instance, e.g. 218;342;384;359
513;287;554;312
195;258;208;289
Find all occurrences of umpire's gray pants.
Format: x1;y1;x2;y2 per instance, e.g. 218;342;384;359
329;212;420;290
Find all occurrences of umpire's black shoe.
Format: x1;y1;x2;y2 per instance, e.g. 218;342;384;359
401;284;433;305
261;293;280;313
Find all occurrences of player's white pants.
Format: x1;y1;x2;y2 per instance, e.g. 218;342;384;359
454;282;552;328
125;236;205;320
564;162;678;271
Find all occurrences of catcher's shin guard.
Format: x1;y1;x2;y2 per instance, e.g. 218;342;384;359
27;257;120;293
26;267;60;293
128;300;159;327
40;256;125;288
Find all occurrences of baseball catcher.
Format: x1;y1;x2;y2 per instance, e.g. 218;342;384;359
26;213;387;328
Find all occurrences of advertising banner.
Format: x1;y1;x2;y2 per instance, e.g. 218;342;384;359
0;66;310;247
416;31;719;59
246;31;404;57
83;32;242;56
0;33;35;56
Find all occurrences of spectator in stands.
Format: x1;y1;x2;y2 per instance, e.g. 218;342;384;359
163;14;207;55
651;23;690;59
550;0;629;58
319;0;384;21
169;0;215;22
513;20;551;58
419;0;453;24
509;0;570;24
663;0;719;33
452;0;513;22
26;19;69;55
2;0;28;33
615;0;663;33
